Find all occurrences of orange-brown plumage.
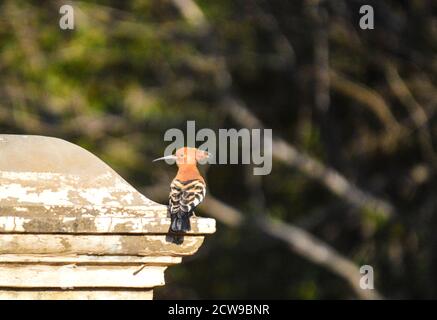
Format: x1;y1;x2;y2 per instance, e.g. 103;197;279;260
175;163;205;182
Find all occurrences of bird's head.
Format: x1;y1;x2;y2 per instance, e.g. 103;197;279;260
153;147;211;166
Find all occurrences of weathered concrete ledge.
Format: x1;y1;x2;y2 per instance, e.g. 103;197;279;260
0;135;216;300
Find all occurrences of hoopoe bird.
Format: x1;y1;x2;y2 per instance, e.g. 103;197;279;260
154;147;210;241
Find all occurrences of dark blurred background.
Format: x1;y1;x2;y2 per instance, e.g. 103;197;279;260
1;0;437;299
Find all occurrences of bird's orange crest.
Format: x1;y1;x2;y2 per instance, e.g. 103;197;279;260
174;147;210;166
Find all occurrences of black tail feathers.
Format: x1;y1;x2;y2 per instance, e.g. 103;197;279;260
171;214;191;233
166;233;184;245
167;214;191;245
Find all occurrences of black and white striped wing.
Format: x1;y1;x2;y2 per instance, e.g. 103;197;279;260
168;179;206;233
169;180;183;216
180;180;206;215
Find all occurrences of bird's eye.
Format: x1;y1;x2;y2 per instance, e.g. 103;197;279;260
179;154;183;158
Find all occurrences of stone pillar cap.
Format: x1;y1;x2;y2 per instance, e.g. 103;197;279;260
0;135;215;234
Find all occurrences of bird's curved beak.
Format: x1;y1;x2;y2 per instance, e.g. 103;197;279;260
153;155;177;162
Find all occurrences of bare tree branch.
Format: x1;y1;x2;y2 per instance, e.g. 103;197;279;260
384;62;437;168
330;70;402;136
307;0;330;114
255;215;381;300
221;96;396;219
171;0;208;28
